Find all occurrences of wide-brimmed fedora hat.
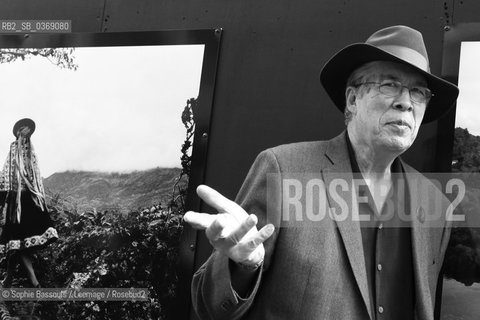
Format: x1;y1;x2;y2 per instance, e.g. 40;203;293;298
320;25;459;123
13;118;36;137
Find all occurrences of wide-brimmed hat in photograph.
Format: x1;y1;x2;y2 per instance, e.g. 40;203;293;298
13;118;36;137
320;25;459;123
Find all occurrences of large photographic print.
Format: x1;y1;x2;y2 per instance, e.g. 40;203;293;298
441;25;480;320
0;31;220;319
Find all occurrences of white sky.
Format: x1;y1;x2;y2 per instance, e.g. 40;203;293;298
455;42;480;135
0;45;204;177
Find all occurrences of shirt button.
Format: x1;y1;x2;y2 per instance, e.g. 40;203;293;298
377;264;382;271
378;306;384;314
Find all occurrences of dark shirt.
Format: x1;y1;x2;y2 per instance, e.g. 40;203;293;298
346;133;415;320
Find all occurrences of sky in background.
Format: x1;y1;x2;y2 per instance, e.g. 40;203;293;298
0;44;204;177
455;41;480;135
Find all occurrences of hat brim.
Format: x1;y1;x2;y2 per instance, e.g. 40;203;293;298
320;43;459;124
13;118;36;137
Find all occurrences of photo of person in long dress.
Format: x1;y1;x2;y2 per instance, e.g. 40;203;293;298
0;118;58;288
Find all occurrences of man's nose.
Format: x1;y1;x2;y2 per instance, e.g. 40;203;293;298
392;87;413;111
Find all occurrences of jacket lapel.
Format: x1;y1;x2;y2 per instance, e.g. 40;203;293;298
402;163;433;320
322;131;373;320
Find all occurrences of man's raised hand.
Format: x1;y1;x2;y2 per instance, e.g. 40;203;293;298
184;185;275;266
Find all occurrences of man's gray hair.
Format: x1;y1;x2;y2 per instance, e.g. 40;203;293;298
344;62;377;125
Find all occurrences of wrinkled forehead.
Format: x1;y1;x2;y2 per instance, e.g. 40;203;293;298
358;61;428;87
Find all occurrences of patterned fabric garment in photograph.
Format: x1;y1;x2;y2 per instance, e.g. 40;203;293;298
0;134;58;254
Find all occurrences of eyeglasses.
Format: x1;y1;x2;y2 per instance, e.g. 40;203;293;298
354;80;433;104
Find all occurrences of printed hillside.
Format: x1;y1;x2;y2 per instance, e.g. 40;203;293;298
43;167;186;213
452;127;480;172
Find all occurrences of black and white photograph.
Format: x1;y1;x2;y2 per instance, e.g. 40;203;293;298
442;40;480;320
0;36;208;319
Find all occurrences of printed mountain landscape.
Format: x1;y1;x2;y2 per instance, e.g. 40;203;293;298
43;167;185;213
452;127;480;172
443;127;480;287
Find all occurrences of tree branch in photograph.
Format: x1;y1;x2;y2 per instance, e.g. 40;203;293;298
170;97;197;213
0;48;78;70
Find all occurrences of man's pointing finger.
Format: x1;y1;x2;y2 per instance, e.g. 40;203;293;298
183;211;216;230
197;185;246;218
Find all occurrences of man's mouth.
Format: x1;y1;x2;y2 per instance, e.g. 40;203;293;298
386;120;411;129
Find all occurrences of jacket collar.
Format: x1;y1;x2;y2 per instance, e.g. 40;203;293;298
322;131;373;319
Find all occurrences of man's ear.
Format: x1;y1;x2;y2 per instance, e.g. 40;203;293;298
345;86;357;113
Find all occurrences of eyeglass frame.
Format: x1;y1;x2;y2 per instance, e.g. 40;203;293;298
352;80;433;104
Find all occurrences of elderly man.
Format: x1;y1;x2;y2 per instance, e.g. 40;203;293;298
184;26;459;320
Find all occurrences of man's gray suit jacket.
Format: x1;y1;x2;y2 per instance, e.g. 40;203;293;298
191;131;452;320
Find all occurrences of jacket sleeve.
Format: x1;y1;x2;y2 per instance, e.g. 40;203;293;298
191;149;283;320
